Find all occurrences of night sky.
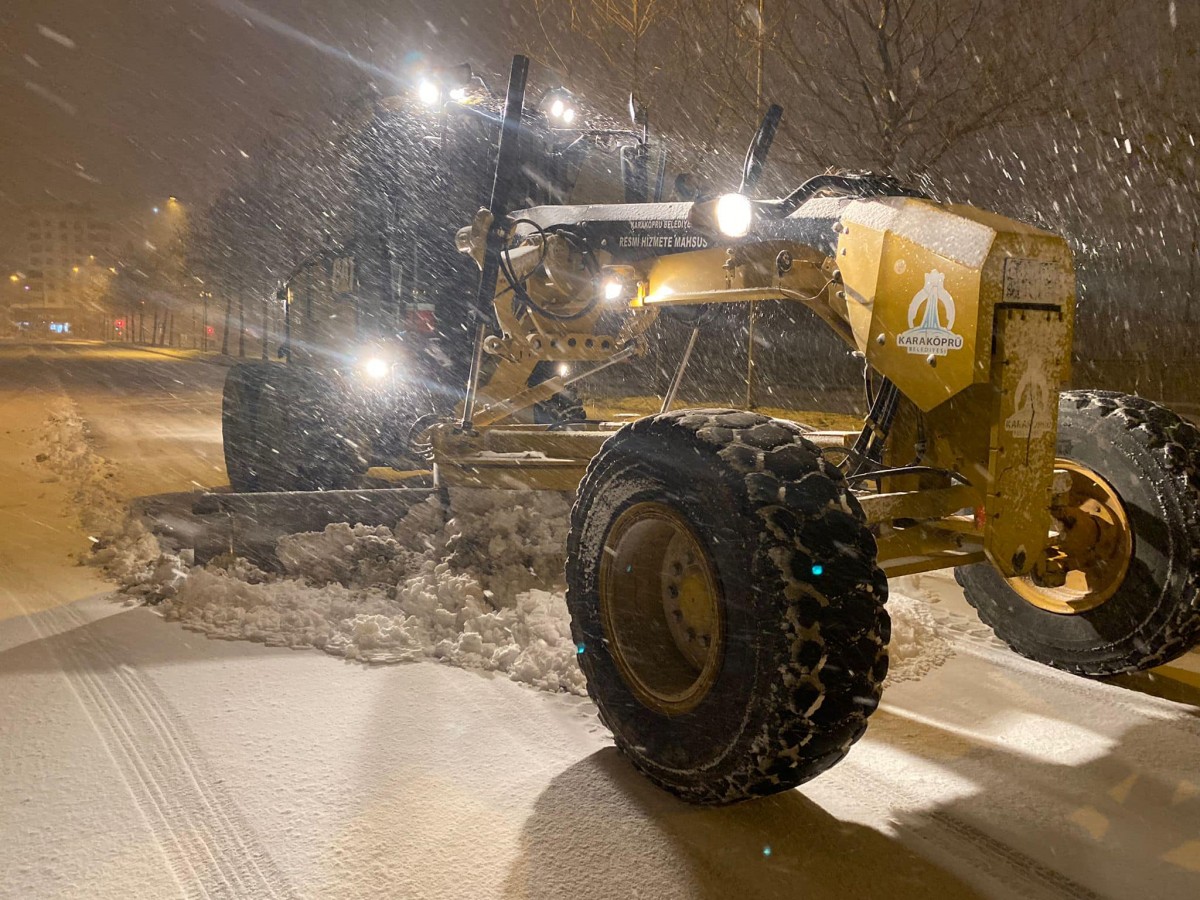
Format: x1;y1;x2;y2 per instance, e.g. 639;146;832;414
1;1;1193;276
0;0;513;261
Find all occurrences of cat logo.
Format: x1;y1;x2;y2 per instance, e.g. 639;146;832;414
897;269;965;356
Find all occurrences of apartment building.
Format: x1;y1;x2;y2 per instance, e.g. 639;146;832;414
11;203;115;334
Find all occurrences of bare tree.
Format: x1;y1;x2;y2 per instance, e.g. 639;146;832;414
681;0;1116;180
522;0;680;96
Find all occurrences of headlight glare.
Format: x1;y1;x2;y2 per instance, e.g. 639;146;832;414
363;357;391;380
715;192;753;237
417;79;441;106
710;193;748;237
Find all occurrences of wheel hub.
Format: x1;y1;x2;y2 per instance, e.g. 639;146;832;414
599;502;724;715
1008;461;1133;615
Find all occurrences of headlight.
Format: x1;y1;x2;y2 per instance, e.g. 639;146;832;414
715;193;753;237
541;88;578;127
362;357;391;380
417;79;441;106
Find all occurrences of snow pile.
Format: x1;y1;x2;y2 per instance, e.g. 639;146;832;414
160;491;588;694
884;590;952;684
36;402;165;588
35;395;947;696
155;486;948;695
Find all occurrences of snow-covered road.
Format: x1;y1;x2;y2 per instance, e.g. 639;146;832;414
1;342;1198;899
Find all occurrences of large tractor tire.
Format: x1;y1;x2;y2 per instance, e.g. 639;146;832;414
222;362;269;492
566;409;889;804
956;390;1200;677
221;363;362;492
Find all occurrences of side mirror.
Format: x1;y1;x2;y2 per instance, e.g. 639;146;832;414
739;104;783;195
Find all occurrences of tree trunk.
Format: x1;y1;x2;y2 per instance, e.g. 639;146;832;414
238;293;246;358
221;291;232;355
261;293;269;361
1186;222;1197;325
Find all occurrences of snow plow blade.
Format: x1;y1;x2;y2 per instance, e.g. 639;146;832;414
188;487;437;565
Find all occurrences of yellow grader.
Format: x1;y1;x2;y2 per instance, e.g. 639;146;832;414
229;57;1200;804
428;57;1200;803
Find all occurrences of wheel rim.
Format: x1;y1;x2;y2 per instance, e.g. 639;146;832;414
1008;461;1133;615
598;501;724;716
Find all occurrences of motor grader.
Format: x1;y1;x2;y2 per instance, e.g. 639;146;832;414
226;56;1200;805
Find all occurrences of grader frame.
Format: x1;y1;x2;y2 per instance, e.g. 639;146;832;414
424;57;1076;588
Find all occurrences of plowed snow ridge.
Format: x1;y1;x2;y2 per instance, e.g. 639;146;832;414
39;406;951;694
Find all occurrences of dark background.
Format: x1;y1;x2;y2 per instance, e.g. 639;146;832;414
0;1;1196;405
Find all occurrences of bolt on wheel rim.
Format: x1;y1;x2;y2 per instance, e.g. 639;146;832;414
1008;460;1133;615
598;502;724;715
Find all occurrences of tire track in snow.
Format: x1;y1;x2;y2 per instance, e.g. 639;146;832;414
841;588;1193;898
47;601;296;900
18;361;296;898
910;583;1200;742
834;756;1105;900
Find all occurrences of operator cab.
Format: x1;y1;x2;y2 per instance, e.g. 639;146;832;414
278;72;662;388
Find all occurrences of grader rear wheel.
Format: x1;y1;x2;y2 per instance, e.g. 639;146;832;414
1005;461;1133;615
221;364;362;492
222;363;269;492
566;409;889;805
957;390;1200;676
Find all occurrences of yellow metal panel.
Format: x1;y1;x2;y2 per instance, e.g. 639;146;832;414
868;235;983;410
984;306;1071;576
835;217;886;350
838;197;993;411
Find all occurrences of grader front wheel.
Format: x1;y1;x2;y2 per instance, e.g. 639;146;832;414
957;390;1200;676
566;409;889;805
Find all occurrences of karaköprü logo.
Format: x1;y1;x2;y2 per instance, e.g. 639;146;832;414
897;269;964;356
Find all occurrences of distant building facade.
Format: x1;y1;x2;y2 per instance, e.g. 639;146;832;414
10;203;115;335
